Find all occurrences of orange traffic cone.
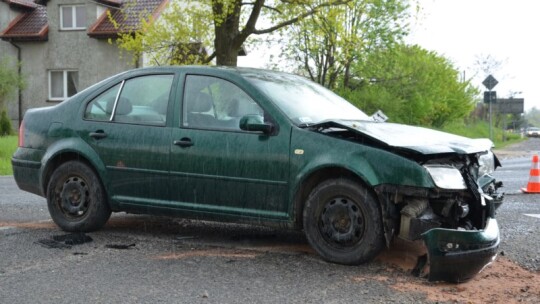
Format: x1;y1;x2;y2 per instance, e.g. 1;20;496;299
521;154;540;193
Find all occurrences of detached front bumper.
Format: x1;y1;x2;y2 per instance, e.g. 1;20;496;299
422;217;500;283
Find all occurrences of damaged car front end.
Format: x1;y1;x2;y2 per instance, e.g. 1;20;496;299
419;150;503;282
247;70;504;283
391;151;502;282
309;120;504;283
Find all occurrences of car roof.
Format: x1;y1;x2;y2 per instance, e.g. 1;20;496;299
131;65;298;79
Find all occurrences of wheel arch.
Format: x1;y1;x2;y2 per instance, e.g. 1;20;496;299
40;139;108;200
292;166;380;230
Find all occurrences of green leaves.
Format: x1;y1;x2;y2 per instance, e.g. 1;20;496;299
113;0;354;66
113;1;214;66
339;45;477;128
0;109;12;136
525;108;540;128
0;56;25;110
283;0;410;88
0;56;21;136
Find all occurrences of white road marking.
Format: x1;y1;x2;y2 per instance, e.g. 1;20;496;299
524;214;540;219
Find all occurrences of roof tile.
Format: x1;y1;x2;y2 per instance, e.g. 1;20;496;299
93;0;122;8
0;0;167;41
88;0;168;38
0;4;47;41
4;0;38;10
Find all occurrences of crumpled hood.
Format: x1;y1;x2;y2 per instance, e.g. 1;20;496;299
334;120;494;155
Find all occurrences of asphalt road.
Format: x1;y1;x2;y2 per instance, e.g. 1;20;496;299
492;138;540;273
1;139;540;303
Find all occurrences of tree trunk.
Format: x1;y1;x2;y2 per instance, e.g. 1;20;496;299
215;39;239;66
343;61;351;88
213;0;242;66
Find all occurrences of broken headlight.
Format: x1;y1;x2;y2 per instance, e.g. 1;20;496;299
478;151;495;176
424;165;467;190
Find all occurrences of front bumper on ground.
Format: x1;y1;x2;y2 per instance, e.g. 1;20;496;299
422;217;499;283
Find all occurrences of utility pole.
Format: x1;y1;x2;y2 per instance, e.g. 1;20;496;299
482;75;498;141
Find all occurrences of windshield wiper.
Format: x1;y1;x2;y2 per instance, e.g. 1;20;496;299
298;122;315;128
298;120;349;132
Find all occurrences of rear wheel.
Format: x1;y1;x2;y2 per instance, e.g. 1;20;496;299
47;161;111;232
303;178;384;265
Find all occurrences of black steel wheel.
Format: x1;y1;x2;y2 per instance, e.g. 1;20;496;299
303;178;384;265
47;161;111;232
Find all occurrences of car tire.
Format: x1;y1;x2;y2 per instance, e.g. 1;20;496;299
47;161;111;232
303;178;384;265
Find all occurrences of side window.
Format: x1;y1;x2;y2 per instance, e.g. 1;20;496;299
84;83;121;121
183;75;263;131
85;74;174;125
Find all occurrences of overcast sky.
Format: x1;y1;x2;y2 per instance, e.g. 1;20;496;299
239;0;539;112
406;0;540;111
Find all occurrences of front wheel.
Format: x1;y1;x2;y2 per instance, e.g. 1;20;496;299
47;161;111;232
303;178;384;265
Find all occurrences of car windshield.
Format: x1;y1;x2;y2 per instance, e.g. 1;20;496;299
245;72;370;126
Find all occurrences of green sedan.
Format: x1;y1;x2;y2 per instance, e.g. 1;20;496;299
12;66;503;282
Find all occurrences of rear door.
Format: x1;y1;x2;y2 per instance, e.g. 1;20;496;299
80;73;175;206
169;74;291;220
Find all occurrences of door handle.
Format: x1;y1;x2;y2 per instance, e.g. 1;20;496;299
89;130;107;139
173;138;194;147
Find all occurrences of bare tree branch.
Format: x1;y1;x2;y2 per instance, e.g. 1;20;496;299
241;2;282;13
253;0;351;35
204;51;217;64
236;0;264;45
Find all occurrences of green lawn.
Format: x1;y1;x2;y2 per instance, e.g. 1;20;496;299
440;121;524;148
0;135;17;175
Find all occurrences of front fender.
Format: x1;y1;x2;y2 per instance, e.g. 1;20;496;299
291;129;435;190
289;129;435;228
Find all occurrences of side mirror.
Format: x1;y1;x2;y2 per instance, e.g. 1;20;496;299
239;114;273;134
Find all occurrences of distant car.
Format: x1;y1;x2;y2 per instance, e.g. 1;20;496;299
12;66;503;282
526;127;540;137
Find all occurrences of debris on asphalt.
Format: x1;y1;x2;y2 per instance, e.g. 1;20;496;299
36;238;72;249
175;236;196;241
411;254;428;277
36;233;93;249
201;290;209;298
53;233;93;245
105;243;136;250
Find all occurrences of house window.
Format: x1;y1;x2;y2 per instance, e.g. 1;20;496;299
60;5;86;30
96;6;106;19
49;70;79;101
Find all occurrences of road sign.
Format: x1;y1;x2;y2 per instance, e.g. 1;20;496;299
482;75;498;90
484;91;497;103
495;98;524;114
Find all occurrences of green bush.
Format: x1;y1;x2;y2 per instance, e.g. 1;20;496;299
0;135;17;175
0;109;13;136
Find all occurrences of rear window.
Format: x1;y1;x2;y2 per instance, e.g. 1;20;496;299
85;74;174;126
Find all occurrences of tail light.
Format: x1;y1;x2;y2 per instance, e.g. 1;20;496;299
18;120;24;147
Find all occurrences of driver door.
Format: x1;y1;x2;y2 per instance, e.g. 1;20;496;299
169;75;291;219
